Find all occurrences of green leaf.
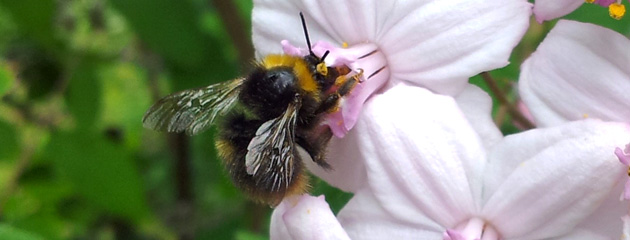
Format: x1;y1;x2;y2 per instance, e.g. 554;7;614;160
0;0;58;49
109;0;210;69
65;59;102;131
47;131;148;221
0;61;13;96
0;119;18;160
0;224;45;240
235;230;268;240
99;62;151;149
109;0;238;90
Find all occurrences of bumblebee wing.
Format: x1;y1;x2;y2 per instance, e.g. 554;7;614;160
142;78;245;135
245;96;302;192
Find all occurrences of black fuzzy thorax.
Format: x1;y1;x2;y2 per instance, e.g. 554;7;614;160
239;66;299;120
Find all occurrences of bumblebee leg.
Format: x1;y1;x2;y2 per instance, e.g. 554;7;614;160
336;69;363;96
315;93;341;114
315;70;364;114
296;128;333;170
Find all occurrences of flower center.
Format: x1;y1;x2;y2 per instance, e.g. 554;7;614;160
281;40;390;137
443;218;500;240
585;0;626;19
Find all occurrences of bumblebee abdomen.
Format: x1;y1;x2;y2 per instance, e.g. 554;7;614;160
216;112;309;206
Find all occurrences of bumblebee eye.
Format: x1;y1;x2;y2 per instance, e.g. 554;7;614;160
316;62;328;76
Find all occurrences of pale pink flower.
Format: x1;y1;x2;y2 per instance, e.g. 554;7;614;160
252;0;531;137
520;19;630;238
271;84;630;239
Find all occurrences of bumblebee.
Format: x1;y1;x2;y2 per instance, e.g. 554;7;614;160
142;13;361;206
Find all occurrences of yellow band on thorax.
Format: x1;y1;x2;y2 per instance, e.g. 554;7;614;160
261;55;319;94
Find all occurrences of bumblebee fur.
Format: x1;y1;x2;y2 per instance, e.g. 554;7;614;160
142;13;360;206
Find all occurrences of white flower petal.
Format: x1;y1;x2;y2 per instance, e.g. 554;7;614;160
533;0;583;22
379;0;531;95
337;189;444;239
270;195;350;240
270;198;293;240
553;230;612;240
455;84;503;151
623;214;630;240
252;0;390;57
306;83;500;193
343;83;488;228
519;20;630;127
561;180;628;239
482;120;630;239
252;0;531;95
302;126;367;193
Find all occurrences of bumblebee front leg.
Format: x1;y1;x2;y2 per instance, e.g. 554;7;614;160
315;70;364;115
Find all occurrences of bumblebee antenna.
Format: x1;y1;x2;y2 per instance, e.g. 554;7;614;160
320;50;330;62
299;12;315;56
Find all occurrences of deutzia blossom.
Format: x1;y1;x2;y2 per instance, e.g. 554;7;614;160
271;84;630;239
520;19;630;238
252;0;531;138
533;0;627;22
253;0;531;192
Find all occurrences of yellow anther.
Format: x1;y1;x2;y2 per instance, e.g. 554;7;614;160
583;113;589;118
342;42;349;48
316;62;328;76
610;3;626;20
585;0;595;3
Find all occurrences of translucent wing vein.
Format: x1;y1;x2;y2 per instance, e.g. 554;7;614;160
142;78;244;135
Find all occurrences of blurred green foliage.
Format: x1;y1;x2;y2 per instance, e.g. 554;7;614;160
0;0;629;239
0;0;351;239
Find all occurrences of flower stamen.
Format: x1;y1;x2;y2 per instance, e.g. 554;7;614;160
585;0;626;19
610;2;626;19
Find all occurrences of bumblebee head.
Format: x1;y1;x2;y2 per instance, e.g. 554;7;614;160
300;12;330;77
